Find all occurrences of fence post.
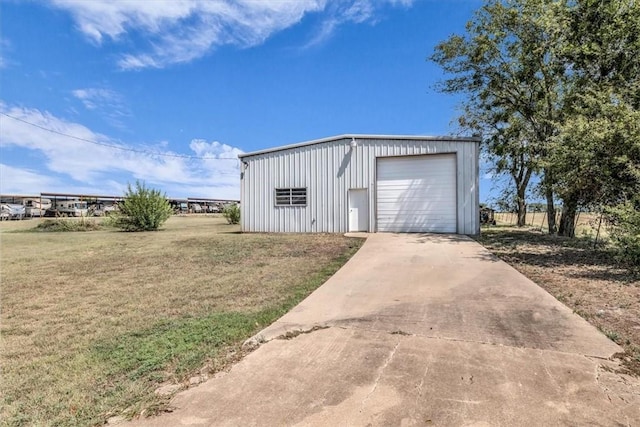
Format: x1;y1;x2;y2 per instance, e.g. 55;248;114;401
594;212;604;249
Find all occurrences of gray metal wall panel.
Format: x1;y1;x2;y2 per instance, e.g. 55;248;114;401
240;137;480;234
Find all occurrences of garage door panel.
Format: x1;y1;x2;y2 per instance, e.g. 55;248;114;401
376;154;457;233
377;189;453;200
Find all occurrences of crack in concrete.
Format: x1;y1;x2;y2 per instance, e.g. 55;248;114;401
404;364;431;425
594;363;614;404
438;398;484;405
541;357;561;393
333;322;622;361
416;365;429;398
243;324;331;349
247;321;621;366
361;340;400;412
274;325;330;340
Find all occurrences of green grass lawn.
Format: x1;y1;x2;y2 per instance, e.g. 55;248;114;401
0;216;363;426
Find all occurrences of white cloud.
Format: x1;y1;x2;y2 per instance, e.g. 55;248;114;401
71;87;131;130
0;38;13;69
73;88;114;110
189;139;242;159
303;0;380;48
0;102;243;199
0;164;59;194
49;0;413;69
482;172;495;180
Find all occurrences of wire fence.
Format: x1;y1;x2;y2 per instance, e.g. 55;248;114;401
493;211;608;240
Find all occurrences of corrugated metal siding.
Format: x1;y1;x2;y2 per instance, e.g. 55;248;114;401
377;154;457;233
240;137;480;234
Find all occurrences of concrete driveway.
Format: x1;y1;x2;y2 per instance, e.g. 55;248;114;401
129;234;639;426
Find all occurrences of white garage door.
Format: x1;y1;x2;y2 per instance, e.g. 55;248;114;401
377;154;457;233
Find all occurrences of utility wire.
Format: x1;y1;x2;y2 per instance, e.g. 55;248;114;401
0;112;239;160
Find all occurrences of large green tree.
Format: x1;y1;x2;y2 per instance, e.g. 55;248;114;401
553;0;640;236
432;0;640;237
431;0;568;230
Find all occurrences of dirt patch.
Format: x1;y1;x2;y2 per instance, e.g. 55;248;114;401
476;227;640;376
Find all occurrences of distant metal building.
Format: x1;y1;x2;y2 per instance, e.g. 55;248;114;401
238;134;480;234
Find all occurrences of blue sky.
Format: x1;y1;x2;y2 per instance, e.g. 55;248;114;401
1;0;496;201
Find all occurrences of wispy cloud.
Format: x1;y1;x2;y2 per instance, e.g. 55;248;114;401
304;0;414;48
304;0;377;47
0;102;243;199
72;87;131;130
72;88;118;110
0;38;14;69
49;0;413;70
0;164;59;194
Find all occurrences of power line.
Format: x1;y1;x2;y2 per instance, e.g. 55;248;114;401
0;112;239;161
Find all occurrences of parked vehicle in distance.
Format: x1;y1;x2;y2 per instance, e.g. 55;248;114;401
44;208;60;217
23;198;52;217
207;203;223;213
53;200;89;217
89;203;118;216
480;207;497;225
1;204;26;220
174;202;189;214
189;203;202;213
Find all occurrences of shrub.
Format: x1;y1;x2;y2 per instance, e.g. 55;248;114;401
605;197;640;273
222;204;240;225
34;218;101;232
112;181;173;231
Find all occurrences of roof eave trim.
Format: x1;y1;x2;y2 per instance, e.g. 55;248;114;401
238;134;480;158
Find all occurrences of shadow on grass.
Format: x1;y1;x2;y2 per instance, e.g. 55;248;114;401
475;228;635;283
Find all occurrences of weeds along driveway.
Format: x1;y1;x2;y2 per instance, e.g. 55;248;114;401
129;233;640;426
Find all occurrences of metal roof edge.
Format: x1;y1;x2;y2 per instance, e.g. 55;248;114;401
238;134;480;158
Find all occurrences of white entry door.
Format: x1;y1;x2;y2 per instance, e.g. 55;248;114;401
348;189;369;232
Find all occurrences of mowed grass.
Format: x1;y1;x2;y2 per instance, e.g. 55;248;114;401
0;216;364;426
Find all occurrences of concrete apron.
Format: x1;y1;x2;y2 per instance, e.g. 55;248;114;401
129;234;640;426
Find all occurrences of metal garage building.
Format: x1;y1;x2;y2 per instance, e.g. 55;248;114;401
238;134;480;234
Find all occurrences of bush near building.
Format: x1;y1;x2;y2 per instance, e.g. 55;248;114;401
112;181;173;231
222;203;240;225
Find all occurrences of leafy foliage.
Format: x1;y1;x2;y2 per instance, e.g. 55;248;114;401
431;0;640;237
430;0;567;228
553;0;640;237
606;197;640;273
222;203;240;225
112;181;173;231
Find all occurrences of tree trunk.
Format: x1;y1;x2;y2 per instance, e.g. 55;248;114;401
558;197;578;238
516;186;527;227
543;168;556;234
512;165;533;228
